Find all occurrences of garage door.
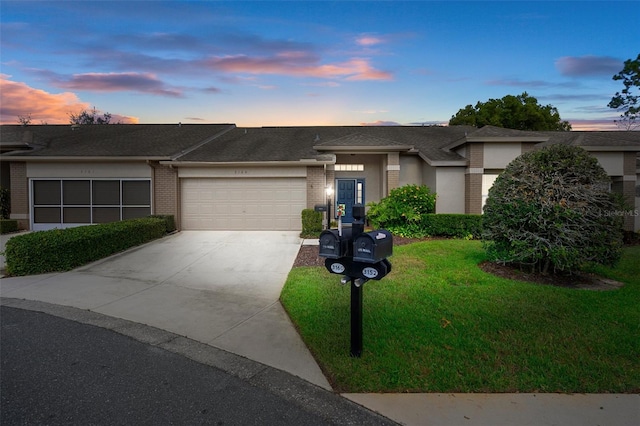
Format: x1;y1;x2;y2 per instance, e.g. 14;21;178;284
181;178;306;230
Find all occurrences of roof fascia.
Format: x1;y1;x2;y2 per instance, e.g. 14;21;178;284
418;152;468;167
443;136;548;151
0;156;168;162
161;159;336;167
313;145;413;152
580;145;640;152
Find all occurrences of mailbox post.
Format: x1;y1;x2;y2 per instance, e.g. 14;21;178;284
318;204;392;358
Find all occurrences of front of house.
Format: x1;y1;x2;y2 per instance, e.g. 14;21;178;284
1;124;639;233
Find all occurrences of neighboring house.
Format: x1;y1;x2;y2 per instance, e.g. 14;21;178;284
1;124;639;232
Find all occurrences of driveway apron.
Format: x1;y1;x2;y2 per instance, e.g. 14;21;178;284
0;231;331;389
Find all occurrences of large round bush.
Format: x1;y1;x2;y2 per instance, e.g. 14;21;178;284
482;144;623;273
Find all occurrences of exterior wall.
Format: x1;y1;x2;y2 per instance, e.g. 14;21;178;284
306;166;325;209
152;163;179;228
622;152;638;232
521;142;537;154
483;142;522;169
422;163;437;192
465;144;484;214
592;152;624;176
9;162;28;229
334;154;384;204
399;155;422;186
435;167;466;213
26;162;151;178
386;152;400;195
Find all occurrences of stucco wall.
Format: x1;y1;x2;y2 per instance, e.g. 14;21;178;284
422;163;437;192
399;155;422;187
592;152;624;176
335;154;384;204
26;162;151;178
483;142;523;169
435;167;466;213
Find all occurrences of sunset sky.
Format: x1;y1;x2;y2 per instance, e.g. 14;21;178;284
1;1;637;130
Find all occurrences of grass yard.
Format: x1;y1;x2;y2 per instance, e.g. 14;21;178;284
280;240;640;393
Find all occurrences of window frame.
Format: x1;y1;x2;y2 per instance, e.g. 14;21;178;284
30;178;152;230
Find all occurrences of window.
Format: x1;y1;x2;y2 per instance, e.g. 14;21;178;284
32;179;151;229
335;164;364;172
356;182;364;204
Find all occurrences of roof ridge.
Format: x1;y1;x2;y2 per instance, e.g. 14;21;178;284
170;124;236;160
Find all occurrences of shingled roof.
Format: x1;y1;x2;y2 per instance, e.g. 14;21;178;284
2;124;638;165
0;124;234;158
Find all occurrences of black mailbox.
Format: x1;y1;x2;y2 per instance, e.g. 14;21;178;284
353;230;393;263
319;228;353;259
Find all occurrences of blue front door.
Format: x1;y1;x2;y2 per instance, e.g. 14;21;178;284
336;179;357;223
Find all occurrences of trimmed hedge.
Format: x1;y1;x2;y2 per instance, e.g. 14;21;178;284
422;214;483;239
301;209;322;238
0;219;19;235
378;213;483;239
148;214;176;233
4;217;167;276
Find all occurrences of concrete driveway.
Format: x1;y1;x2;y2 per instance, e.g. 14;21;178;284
0;231;330;389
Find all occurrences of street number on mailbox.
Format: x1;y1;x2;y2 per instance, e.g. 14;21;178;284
330;263;346;273
362;267;379;279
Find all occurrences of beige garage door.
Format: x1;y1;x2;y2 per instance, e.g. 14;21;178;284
181;178;306;230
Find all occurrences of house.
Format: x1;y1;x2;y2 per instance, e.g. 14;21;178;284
1;124;639;232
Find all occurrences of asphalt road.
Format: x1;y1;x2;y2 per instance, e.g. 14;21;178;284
1;305;395;425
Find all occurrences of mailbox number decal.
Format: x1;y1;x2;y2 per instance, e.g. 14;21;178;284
331;263;346;273
362;267;379;279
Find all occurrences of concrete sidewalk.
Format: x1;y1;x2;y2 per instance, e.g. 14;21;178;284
1;231;638;425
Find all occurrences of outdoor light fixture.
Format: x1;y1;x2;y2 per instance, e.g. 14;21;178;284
326;185;333;229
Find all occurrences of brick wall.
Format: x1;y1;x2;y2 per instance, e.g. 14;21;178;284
386;152;400;195
306;166;325;209
9;162;29;229
152;163;179;228
622;152;637;231
465;144;484;214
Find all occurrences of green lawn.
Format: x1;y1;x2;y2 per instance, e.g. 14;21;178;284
280;240;640;393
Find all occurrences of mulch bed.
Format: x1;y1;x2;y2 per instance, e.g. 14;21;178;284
293;236;624;290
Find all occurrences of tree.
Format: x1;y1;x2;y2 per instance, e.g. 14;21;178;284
449;92;572;131
482;144;623;274
17;113;32;126
69;107;113;125
608;53;640;131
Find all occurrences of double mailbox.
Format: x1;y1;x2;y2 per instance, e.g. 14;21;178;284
318;207;392;281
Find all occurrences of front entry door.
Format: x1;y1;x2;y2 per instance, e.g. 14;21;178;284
336;179;364;223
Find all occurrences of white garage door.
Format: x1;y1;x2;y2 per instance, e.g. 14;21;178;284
181;178;306;230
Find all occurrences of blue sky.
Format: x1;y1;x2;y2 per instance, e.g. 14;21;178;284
1;1;637;129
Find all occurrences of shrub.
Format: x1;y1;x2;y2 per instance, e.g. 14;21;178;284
367;185;436;234
4;217;166;276
301;209;322;238
422;214;483;239
482;144;624;274
0;187;9;219
148;214;176;233
0;219;18;234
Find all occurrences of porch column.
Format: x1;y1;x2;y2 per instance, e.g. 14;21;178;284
386;152;400;195
465;144;484;214
622;152;637;232
9;162;29;230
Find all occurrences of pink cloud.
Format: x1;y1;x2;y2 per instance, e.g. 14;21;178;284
0;75;138;124
203;54;392;81
356;36;384;46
